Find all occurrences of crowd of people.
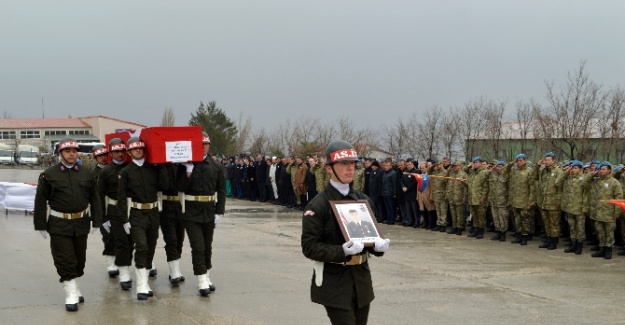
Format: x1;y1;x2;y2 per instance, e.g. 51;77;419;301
217;151;625;260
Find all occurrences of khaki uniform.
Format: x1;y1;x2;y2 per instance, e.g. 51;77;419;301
557;172;586;241
506;164;535;235
585;174;623;247
488;169;509;233
447;169;468;229
533;165;563;237
352;166;365;192
468;166;489;229
429;166;448;226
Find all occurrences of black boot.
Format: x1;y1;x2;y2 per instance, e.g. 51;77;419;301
618;249;625;256
564;241;577;253
511;234;522;244
547;237;558;250
446;227;455;234
591;247;606;258
432;225;441;232
475;228;484;239
539;237;551;249
520;234;528;245
455;228;463;236
604;247;613;259
499;232;506;242
490;231;501;241
439;226;446;233
467;228;478;238
575;241;583;255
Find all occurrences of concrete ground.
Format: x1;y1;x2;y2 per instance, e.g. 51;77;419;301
1;168;624;324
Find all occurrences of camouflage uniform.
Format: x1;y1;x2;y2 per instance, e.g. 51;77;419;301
467;165;489;236
533;164;563;241
352;165;365;192
584;173;623;253
447;166;468;233
311;163;328;194
557;171;586;242
506;163;535;239
612;170;625;247
488;167;509;235
428;166;448;227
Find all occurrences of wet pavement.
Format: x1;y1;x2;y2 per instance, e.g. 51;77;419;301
1;168;625;324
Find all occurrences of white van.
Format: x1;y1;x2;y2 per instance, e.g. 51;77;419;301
17;144;40;165
0;143;14;165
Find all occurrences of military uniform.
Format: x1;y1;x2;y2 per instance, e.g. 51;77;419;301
91;163;117;270
557;166;586;253
428;165;448;229
177;154;226;295
506;162;535;244
352;165;365;192
158;163;187;283
447;166;468;235
98;160;134;288
533;164;563;249
467;164;489;238
584;171;623;258
488;165;509;240
301;184;383;324
34;156;102;310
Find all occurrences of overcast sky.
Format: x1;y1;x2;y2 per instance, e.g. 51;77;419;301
2;1;624;131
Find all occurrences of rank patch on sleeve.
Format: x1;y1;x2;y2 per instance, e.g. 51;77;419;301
304;210;315;216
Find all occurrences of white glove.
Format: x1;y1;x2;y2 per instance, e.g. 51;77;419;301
373;237;390;253
90;227;98;234
215;214;222;226
102;220;111;233
342;240;364;256
39;231;48;239
184;162;194;173
123;222;131;235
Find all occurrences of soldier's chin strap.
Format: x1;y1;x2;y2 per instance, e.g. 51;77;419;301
330;164;346;184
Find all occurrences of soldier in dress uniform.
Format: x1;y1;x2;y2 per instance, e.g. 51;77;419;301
301;140;390;325
91;144;118;277
178;132;226;297
34;137;102;311
117;137;166;300
158;162;187;285
97;138;133;290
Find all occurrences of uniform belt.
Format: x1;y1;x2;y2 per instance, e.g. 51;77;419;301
332;253;368;266
130;201;158;210
163;195;180;202
184;195;216;202
49;208;89;220
106;196;117;205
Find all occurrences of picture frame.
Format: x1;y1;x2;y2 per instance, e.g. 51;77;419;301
330;200;383;247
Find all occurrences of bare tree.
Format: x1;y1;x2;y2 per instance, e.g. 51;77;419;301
535;60;607;160
511;99;537;159
414;107;442;160
599;86;625;161
248;127;269;154
380;119;410;161
482;99;506;159
233;112;253;154
439;109;461;161
160;107;175;126
336;116;379;157
458;97;488;160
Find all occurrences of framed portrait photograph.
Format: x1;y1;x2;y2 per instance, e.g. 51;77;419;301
330;200;383;247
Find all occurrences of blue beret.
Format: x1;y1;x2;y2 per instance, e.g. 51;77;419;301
472;156;482;163
515;153;526;160
571;160;583;168
562;161;571;168
583;162;591;168
614;165;623;173
590;159;601;164
544;152;555;158
497;160;505;166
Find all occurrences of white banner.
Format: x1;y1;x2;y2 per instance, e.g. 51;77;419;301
0;182;37;211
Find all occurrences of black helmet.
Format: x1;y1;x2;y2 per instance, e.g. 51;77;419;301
109;138;126;151
127;137;145;150
202;132;211;144
324;140;358;165
58;137;79;151
92;144;108;157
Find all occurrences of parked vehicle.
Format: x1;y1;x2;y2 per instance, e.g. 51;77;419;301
17;144;40;165
0;143;14;165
